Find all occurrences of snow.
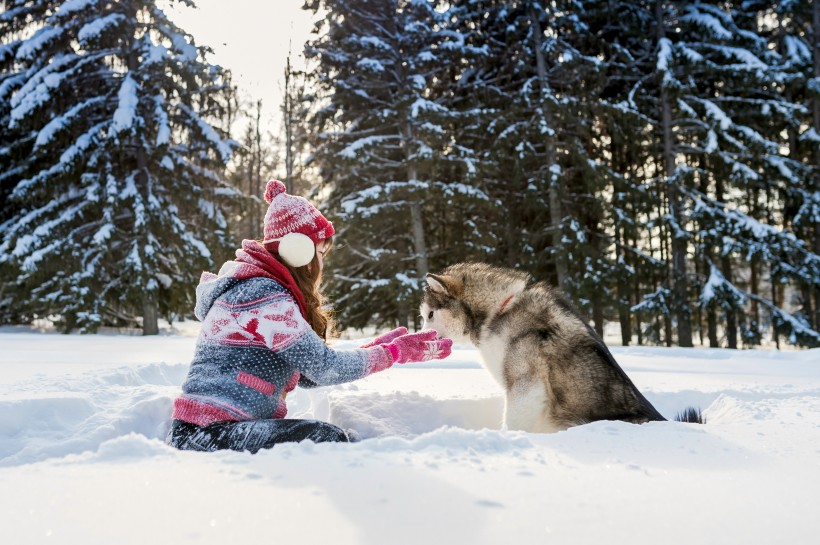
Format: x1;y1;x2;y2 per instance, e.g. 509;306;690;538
111;75;139;135
77;13;125;44
410;97;447;117
15;26;62;61
783;35;811;65
681;7;732;39
339;136;394;160
656;37;672;73
356;58;385;72
177;103;234;162
1;326;819;544
10;54;76;126
92;223;114;245
700;99;732;130
699;261;744;306
170;33;198;62
359;36;391;51
34;97;105;149
154;95;171;146
55;0;97;16
716;45;768;71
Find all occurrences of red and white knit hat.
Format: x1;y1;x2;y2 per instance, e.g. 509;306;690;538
262;180;334;266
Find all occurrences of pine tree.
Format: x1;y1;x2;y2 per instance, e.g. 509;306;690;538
616;1;820;347
0;0;239;333
296;0;819;347
441;1;620;337
304;0;477;328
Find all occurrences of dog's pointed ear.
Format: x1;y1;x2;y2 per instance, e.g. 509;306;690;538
426;273;451;295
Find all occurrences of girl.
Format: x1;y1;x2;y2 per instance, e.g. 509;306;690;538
166;180;452;453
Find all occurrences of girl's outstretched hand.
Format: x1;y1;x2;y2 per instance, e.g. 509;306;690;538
385;329;453;364
361;326;408;348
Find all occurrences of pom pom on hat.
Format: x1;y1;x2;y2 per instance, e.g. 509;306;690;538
261;180;335;266
265;180;287;203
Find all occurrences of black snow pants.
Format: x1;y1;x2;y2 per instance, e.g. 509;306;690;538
166;418;350;453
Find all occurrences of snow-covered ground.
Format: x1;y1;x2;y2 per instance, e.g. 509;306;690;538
1;326;819;545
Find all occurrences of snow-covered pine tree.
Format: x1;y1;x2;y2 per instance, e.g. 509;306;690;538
605;0;755;347
766;0;820;337
678;2;819;348
0;0;239;333
0;0;43;325
451;1;566;271
616;1;820;348
304;0;482;328
569;1;676;345
439;1;619;336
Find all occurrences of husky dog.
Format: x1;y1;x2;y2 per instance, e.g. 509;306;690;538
421;262;702;432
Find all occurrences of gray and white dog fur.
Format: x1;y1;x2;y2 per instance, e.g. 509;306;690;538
421;262;702;433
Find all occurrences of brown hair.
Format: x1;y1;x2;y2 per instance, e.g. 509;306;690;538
263;239;336;341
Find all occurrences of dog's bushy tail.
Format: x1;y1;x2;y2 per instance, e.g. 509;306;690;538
674;407;705;424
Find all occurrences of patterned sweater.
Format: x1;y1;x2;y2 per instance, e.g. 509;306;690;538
173;270;394;427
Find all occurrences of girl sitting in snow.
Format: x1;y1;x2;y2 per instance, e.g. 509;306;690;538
167;180;452;452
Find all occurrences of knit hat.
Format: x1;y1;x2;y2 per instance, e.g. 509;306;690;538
262;180;334;267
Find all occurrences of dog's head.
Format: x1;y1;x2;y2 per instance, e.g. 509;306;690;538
421;263;530;344
421;270;470;343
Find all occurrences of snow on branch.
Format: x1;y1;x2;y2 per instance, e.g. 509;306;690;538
55;0;97;17
9;54;77;126
631;287;671;314
77;13;125;45
699;261;745;307
12;122;107;199
176;103;234;163
746;293;820;346
698;98;732;130
111;75;140;136
15;26;62;61
783;36;811;65
656;38;673;73
410;98;448;118
339;135;396;159
680;6;732;39
35;97;105;149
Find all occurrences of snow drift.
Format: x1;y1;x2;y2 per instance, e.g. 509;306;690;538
1;327;819;544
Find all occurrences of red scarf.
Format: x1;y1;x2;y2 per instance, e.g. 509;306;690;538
232;240;309;320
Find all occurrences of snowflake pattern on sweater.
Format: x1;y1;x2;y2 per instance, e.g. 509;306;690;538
201;294;307;350
173;276;393;427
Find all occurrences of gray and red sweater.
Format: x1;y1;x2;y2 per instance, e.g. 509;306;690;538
172;241;394;427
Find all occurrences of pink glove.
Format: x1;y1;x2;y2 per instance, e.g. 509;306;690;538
361;326;408;348
385;329;453;364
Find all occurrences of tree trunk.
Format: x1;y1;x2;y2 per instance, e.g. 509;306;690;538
253;100;263;232
813;0;820;330
714;176;736;349
772;277;780;349
592;292;605;339
403;122;429;280
409;199;429;279
284;56;295;194
748;191;760;331
126;16;159;336
245;123;257;238
707;305;718;347
721;255;738;349
616;225;632;346
143;295;159;336
656;1;692;347
530;7;566;290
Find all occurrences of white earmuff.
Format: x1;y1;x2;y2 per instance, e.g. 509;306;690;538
264;233;315;268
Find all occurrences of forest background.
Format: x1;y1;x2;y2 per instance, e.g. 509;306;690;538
0;0;818;349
